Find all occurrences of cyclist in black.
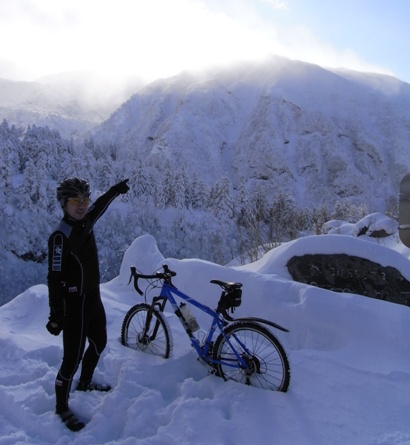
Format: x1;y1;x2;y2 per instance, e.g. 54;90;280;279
46;177;129;431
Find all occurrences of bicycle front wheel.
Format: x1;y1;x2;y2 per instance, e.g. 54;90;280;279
213;321;290;392
121;303;173;358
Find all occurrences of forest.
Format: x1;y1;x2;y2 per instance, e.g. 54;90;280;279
0;119;377;302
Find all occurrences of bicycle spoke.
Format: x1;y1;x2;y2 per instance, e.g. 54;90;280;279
121;303;173;359
213;321;290;392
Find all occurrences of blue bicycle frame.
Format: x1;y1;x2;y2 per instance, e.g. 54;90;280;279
156;282;250;370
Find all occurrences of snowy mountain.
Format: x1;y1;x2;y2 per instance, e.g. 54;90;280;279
93;56;410;211
0;72;143;138
2;56;410;303
2;228;410;444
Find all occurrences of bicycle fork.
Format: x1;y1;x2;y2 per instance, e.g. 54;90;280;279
142;297;167;342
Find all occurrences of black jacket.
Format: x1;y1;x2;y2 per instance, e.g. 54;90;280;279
47;187;119;315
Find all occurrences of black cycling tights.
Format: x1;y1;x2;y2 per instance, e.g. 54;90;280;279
55;289;107;412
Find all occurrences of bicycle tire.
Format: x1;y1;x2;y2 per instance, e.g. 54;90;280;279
213;321;290;392
121;303;173;358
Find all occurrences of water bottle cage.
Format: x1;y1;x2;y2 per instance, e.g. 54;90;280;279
178;305;200;332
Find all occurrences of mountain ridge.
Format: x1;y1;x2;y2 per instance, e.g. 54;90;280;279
1;56;408;210
92;56;410;210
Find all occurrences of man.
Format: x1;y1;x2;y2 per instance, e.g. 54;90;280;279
46;177;129;431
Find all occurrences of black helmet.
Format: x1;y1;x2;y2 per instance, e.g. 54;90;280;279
57;177;90;208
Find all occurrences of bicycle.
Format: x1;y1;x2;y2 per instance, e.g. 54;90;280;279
121;264;291;392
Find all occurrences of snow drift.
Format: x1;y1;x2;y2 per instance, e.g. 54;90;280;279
1;227;410;444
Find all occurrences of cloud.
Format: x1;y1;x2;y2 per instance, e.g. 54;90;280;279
260;0;289;10
0;0;396;83
0;0;275;81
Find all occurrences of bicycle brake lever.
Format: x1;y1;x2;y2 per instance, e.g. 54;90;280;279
128;267;136;285
129;267;144;295
134;282;144;295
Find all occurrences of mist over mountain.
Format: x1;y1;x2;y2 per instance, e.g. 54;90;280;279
0;71;144;138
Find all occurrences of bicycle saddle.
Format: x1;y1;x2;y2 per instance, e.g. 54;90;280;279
210;280;243;291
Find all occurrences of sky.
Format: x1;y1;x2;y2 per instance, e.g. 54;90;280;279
0;0;409;85
2;217;410;444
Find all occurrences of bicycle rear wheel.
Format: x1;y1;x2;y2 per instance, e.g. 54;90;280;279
213;321;290;392
121;303;173;358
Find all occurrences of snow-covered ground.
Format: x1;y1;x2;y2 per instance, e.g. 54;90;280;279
1;217;410;445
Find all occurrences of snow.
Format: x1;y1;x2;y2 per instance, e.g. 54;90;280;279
2;215;410;445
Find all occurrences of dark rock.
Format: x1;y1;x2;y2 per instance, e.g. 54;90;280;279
287;254;410;306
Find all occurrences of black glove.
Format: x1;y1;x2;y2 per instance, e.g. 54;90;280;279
113;179;130;195
46;312;63;336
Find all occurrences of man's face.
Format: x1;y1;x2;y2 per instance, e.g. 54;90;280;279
65;195;90;220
